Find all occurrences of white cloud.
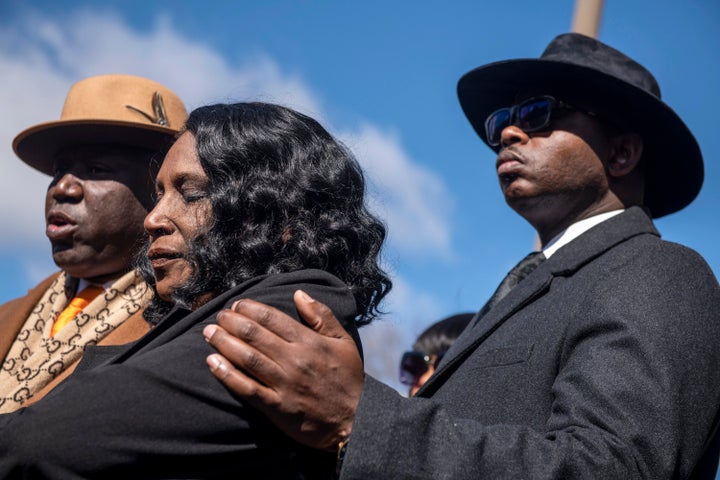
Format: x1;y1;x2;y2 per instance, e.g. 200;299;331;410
2;9;323;115
340;125;453;256
0;8;453;261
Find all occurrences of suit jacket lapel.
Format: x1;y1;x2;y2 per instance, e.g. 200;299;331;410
417;206;659;396
417;263;554;396
0;273;60;362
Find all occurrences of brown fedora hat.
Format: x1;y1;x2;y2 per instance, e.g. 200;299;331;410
457;33;703;218
13;74;188;176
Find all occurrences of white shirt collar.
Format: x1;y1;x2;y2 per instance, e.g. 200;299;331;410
542;209;624;259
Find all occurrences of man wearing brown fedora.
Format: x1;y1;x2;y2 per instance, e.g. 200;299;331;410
0;74;187;413
202;33;720;478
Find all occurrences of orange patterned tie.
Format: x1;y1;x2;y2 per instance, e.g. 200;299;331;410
51;286;105;337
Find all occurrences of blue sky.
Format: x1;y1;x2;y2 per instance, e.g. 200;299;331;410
0;0;718;395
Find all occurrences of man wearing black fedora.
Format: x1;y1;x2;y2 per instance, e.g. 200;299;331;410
203;33;720;478
0;74;187;413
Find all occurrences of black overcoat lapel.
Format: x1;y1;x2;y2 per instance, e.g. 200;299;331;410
417;262;554;396
416;206;659;396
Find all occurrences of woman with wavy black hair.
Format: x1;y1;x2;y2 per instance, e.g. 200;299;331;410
0;102;391;479
139;101;389;329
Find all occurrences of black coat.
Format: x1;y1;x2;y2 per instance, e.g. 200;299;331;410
0;269;359;479
343;207;720;479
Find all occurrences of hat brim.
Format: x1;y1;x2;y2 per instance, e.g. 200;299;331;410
457;59;703;218
13;119;180;176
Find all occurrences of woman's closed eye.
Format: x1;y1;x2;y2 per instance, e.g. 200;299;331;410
181;187;208;203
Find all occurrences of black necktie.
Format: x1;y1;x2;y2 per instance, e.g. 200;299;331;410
476;251;546;320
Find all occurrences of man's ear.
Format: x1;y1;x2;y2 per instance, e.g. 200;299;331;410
607;133;643;177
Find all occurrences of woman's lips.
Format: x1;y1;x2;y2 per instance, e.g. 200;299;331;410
147;248;183;269
150;257;179;269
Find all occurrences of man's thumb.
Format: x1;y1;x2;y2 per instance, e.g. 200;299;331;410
294;290;347;338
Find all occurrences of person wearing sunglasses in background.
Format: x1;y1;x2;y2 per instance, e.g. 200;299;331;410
203;33;720;479
399;312;474;396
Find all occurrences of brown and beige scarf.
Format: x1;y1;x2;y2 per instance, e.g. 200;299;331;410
0;270;153;413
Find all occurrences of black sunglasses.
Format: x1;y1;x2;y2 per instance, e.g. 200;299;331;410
484;95;594;147
399;350;447;386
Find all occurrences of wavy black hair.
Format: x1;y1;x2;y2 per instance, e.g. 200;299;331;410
136;102;391;326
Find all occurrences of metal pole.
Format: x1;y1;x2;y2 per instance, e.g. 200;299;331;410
533;0;606;252
571;0;605;38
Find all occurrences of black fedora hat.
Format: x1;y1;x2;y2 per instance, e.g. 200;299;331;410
457;33;703;218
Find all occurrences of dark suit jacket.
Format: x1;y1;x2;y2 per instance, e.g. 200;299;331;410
343;207;720;479
0;269;359;479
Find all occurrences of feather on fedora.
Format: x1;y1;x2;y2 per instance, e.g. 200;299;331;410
13;74;188;176
457;33;703;218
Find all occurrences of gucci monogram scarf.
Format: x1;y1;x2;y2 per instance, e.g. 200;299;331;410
0;270;152;413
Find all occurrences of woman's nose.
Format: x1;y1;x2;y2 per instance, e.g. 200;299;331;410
144;202;173;238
